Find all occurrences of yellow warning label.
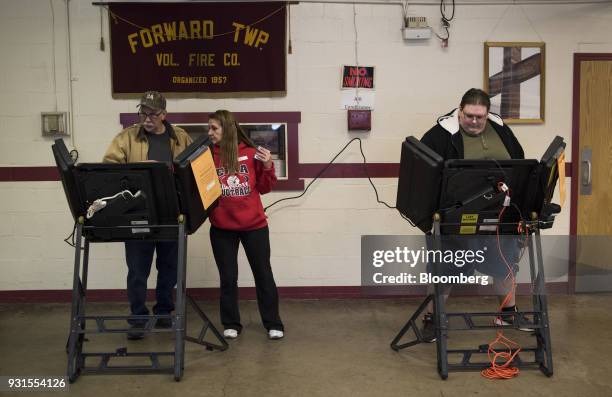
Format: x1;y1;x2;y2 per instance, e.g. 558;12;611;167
460;226;477;234
461;214;478;224
558;151;566;208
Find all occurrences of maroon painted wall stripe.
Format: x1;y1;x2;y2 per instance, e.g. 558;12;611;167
0;283;568;303
0;167;60;182
0;162;573;182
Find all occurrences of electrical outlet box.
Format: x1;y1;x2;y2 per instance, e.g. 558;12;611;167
402;27;432;40
41;112;69;136
348;109;371;131
403;16;431;40
405;16;428;28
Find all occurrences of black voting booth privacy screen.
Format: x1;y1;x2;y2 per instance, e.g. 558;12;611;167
539;136;566;205
52;139;84;221
396;136;565;234
173;134;217;234
396;137;444;233
439;159;540;234
76;162;179;241
52;138;216;240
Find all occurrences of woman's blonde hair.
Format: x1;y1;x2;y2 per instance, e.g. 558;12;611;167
209;110;255;174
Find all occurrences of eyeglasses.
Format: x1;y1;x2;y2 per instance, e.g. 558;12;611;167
461;111;487;122
138;111;163;122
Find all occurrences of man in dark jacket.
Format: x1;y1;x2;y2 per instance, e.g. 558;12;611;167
419;88;531;342
421;89;523;161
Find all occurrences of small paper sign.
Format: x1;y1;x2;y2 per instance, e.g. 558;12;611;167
557;151;566;208
190;149;221;209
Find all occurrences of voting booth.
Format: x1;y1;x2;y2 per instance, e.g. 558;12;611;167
53;137;226;382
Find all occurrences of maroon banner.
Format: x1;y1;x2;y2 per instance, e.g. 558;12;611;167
109;2;286;94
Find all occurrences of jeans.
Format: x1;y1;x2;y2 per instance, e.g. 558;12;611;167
124;240;178;324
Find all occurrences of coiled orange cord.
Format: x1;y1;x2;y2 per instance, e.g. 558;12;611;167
481;331;521;379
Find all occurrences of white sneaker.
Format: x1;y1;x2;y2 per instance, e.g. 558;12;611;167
223;329;239;339
268;330;284;340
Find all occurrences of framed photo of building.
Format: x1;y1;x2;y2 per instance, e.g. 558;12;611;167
484;42;545;124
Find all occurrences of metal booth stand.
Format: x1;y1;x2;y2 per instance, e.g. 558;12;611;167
390;212;554;380
66;215;228;382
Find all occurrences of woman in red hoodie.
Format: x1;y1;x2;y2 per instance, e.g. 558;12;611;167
207;110;284;340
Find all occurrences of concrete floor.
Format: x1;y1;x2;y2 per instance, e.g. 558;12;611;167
1;294;611;397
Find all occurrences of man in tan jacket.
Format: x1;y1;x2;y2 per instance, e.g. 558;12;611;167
103;91;192;339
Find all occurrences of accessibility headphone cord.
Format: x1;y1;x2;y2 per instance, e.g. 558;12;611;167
264;138;399;213
64;189;142;247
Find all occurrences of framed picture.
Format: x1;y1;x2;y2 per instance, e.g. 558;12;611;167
242;124;284;158
484;42;545;124
242;123;287;178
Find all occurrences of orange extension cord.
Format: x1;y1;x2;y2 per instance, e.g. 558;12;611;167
480;187;529;380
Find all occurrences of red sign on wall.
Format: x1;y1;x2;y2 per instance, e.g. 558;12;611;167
109;2;286;94
341;66;375;89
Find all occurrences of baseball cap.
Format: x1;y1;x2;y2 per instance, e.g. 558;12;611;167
138;91;166;111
